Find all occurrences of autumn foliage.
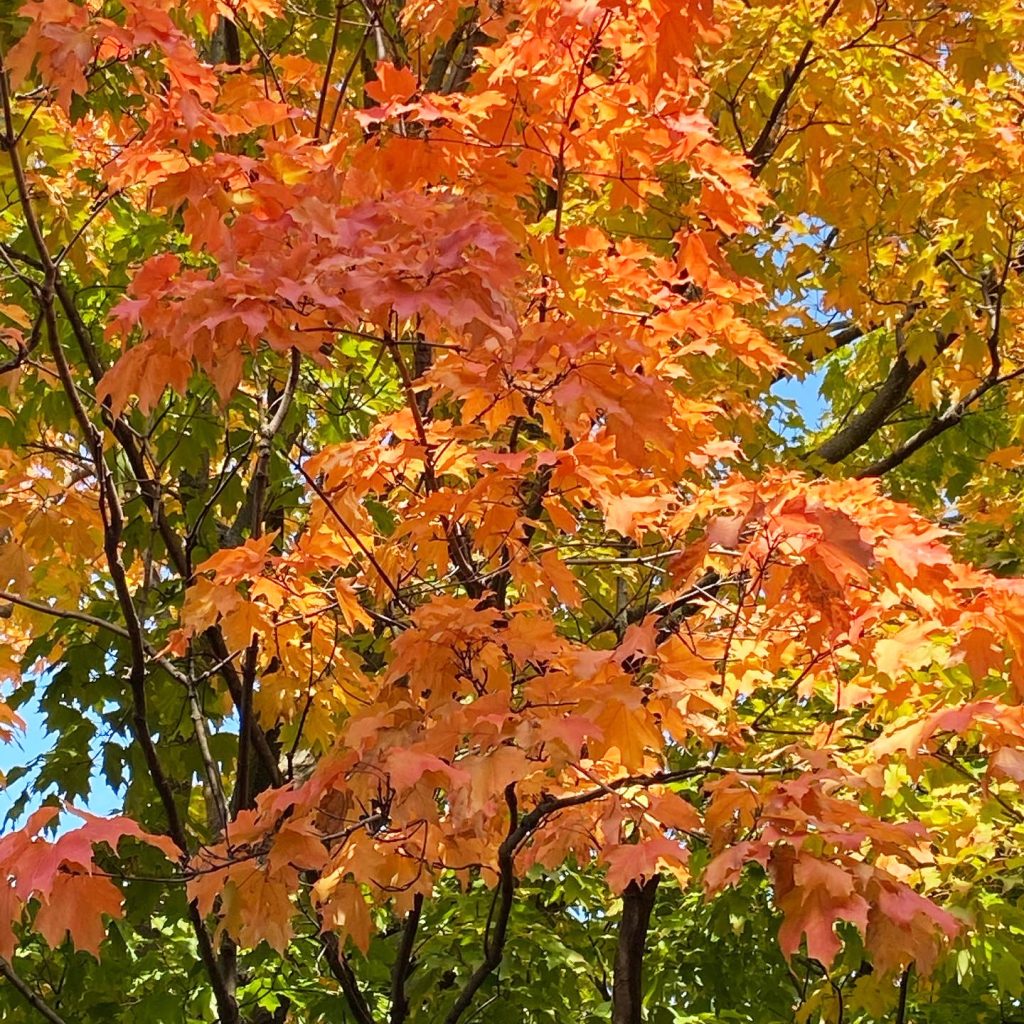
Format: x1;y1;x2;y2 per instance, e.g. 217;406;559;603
1;0;1024;1021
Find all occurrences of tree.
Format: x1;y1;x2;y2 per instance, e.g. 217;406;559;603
0;0;1022;1021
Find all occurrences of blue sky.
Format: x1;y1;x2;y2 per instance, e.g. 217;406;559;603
774;370;827;430
0;694;123;823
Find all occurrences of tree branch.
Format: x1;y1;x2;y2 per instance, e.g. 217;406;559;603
15;153;283;797
776;323;862;380
292;454;408;608
389;893;424;1024
0;57;240;1024
856;366;1024;478
895;963;912;1024
0;957;68;1024
746;0;844;176
234;348;301;815
0;588;133;640
321;931;378;1024
386;332;482;599
314;0;346;138
811;318;955;465
611;875;660;1024
442;785;520;1024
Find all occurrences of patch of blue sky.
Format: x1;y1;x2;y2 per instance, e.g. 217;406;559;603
0;692;124;828
761;216;846;436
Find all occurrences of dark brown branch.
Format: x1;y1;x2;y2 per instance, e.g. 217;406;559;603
208;631;283;793
291;455;408;607
435;765;785;1022
812;348;921;463
0;957;68;1024
590;568;726;639
437;767;786;1022
0;588;133;639
856;366;1024;478
221;17;242;65
386;333;482;599
234;349;301;815
805;323;862;363
442;785;520;1024
322;931;378;1024
2;145;282;795
389;893;424;1024
325;17;373;139
611;875;660;1024
811;320;955;465
5;201;281;795
39;223;186;857
0;58;240;1024
187;673;229;834
46;271;244;1024
855;243;1020;476
314;0;346;138
895;964;912;1024
52;215;283;797
747;0;844;176
855;239;1020;477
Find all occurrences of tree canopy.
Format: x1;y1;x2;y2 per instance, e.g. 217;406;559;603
0;0;1024;1021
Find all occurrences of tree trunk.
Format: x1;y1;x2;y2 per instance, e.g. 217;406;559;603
612;875;660;1024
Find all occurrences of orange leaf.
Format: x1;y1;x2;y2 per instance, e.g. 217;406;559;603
365;62;419;105
34;873;124;956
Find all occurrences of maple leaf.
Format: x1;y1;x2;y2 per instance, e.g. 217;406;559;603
7;0;94;111
12;808;177;903
774;853;870;967
453;745;529;821
873;620;944;680
34;873;124;957
877;524;953;580
0;882;21;961
222;871;295;954
221;599;267;650
703;841;768;893
866;883;960;976
319;881;373;954
364;62;419;105
383;750;471;791
190;862;295;954
594;697;664;770
645;792;702;834
990;746;1024;782
603;834;689;893
62;807;181;862
268;820;329;875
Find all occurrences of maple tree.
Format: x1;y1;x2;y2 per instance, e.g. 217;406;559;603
0;0;1023;1021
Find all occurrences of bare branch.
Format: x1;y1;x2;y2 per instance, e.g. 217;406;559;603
811;321;954;465
292;454;409;608
321;931;378;1024
389;893;424;1024
234;348;302;814
0;957;69;1024
442;785;520;1024
0;55;241;1024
